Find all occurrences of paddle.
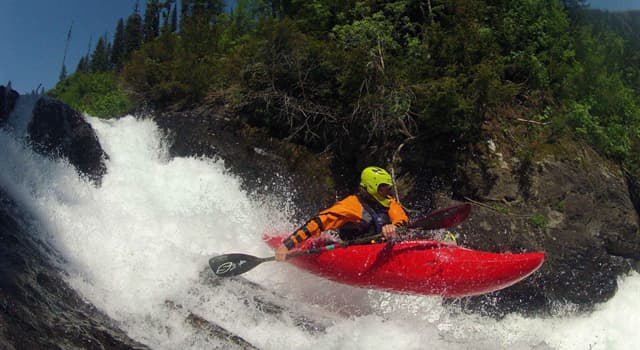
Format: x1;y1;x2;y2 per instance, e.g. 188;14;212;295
209;202;471;278
408;202;471;230
209;233;384;277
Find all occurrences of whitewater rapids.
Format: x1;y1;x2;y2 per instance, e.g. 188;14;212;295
1;108;639;349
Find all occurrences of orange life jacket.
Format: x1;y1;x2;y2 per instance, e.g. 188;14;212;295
283;194;408;249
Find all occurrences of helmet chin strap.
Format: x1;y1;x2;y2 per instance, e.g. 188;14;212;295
371;188;392;207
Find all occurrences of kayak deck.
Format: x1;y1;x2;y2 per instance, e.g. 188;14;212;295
263;235;544;298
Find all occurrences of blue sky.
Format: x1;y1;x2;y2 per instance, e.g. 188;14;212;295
589;0;640;11
1;0;144;94
2;0;640;95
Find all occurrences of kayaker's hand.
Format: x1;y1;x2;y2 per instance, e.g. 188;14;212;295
275;244;289;262
381;224;398;240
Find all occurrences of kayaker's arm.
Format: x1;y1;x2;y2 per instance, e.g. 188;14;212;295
282;211;352;250
282;215;326;250
388;199;409;225
280;196;363;253
381;200;409;240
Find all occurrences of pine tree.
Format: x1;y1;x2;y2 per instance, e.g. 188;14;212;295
111;18;126;71
76;56;89;74
124;2;143;61
180;0;220;58
161;1;171;35
160;0;178;34
59;22;73;82
59;64;67;81
181;0;224;25
170;2;178;32
90;35;111;72
562;0;588;21
144;0;162;43
180;0;190;26
206;0;225;20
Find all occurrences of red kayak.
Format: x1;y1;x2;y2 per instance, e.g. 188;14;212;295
263;235;545;298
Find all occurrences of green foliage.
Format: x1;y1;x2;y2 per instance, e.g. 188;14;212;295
493;204;511;214
565;24;640;164
585;9;640;51
55;0;640;182
496;0;578;98
48;72;134;118
566;99;639;162
124;5;144;61
553;199;566;211
111;19;126;71
529;213;549;229
90;35;111;72
143;0;162;42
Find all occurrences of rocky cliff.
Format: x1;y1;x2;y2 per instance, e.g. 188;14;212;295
451;138;640;316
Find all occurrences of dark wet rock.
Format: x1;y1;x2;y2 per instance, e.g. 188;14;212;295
625;168;640;218
0;186;149;349
450;144;640;316
27;97;108;185
165;301;259;350
0;85;20;127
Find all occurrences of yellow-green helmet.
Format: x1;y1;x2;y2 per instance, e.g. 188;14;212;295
360;166;393;207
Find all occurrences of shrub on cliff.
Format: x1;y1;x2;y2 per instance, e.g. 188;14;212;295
48;72;134;118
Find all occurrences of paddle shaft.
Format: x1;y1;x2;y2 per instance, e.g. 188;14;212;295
268;233;385;262
209;233;385;277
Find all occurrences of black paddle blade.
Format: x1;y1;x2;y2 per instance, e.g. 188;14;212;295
209;253;266;277
408;203;471;230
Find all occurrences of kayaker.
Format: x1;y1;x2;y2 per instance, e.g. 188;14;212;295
275;166;409;261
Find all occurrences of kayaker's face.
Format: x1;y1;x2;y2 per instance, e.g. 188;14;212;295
377;184;392;198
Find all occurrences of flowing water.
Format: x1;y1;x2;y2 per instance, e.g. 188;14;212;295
1;101;639;349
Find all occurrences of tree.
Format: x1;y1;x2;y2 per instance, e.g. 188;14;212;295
59;65;68;81
90;35;111;72
561;0;588;8
229;0;264;37
169;2;178;32
60;22;73;82
111;18;126;71
76;56;90;74
160;0;177;35
282;0;355;33
180;0;190;25
561;0;588;21
60;0;639;189
180;0;225;59
124;3;143;61
144;0;162;43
